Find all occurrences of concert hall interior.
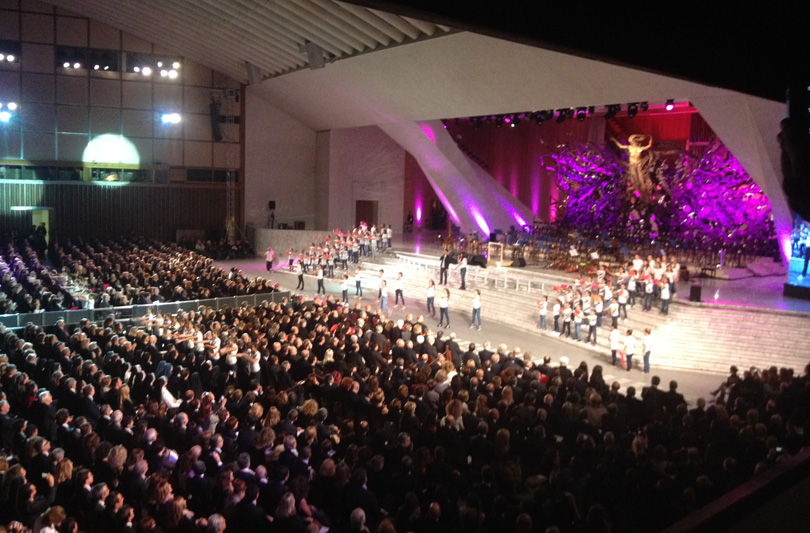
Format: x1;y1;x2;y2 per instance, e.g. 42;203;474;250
2;1;810;532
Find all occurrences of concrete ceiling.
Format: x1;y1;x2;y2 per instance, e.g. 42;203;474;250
250;31;746;131
42;0;451;83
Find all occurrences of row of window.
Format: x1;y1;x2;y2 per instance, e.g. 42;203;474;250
0;165;238;183
0;40;182;78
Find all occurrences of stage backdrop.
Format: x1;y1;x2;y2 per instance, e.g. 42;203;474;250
440;109;700;223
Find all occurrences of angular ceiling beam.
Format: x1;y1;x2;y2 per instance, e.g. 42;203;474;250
313;0;392;46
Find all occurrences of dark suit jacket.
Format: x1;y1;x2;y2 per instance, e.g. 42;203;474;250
230;499;272;533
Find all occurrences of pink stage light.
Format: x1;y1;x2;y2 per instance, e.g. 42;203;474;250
419;123;436;144
504;116;511;124
415;206;422;223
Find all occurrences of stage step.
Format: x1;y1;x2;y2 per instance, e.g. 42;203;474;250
355;256;810;376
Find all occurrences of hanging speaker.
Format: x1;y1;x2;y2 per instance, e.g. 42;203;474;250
209;101;223;142
268;201;276;210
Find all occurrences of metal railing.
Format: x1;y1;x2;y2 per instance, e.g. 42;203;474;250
393;252;571;294
0;291;291;329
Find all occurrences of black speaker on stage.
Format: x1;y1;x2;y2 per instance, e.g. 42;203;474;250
294;221;305;230
468;254;487;267
268;201;276;210
511;258;526;268
690;285;702;302
447;251;459;264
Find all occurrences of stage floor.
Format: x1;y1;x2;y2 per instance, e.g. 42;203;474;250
392;233;810;314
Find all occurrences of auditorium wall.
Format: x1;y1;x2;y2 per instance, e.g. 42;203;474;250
321;125;405;233
0;0;243;240
243;88;317;232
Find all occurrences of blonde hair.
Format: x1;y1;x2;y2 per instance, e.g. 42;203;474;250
301;399;319;417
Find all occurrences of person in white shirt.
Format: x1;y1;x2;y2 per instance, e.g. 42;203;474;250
609;325;621;366
470;289;482;330
618;283;629;320
609;300;620;328
295;262;304;290
426;279;436;317
438;288;450;328
264;247;275;271
377;269;385;300
643;276;654;311
586;309;598;345
456;254;468;290
537;295;548;330
623;329;635;372
158;376;181;408
354;266;363;297
642;327;652;373
669;257;680;293
632;254;644;273
380;280;390;313
245;347;261;380
394;272;405;307
627;273;637;307
594;294;604;329
652;261;665;299
660;279;671;315
561;302;573;338
316;266;325;295
341;274;349;302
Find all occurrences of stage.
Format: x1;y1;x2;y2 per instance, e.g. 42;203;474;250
389;233;810;314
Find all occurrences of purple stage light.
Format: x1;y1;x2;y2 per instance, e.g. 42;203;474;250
420;123;436;144
548;140;777;254
416;206;422;223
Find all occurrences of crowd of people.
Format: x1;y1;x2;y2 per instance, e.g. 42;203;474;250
185;240;254;261
281;224;395;277
2;235;276;317
1;238;77;315
0;289;807;533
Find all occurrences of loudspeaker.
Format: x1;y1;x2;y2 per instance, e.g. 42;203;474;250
268;201;276;210
689;285;702;303
511;258;526;268
468;254;487;268
209;102;223;142
447;251;459;264
294;220;305;230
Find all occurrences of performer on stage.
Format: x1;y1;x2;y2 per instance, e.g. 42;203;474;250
439;250;451;285
438;288;450;328
426;279;436;317
264;247;275;271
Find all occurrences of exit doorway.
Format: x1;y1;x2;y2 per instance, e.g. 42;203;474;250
355;200;378;228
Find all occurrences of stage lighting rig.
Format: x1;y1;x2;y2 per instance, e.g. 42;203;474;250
665;99;675;111
605;104;621;119
627;103;639;118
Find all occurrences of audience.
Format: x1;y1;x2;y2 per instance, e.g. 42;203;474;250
1;235;275;315
0;296;806;533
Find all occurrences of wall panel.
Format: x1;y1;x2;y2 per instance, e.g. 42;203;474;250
0;181;229;241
